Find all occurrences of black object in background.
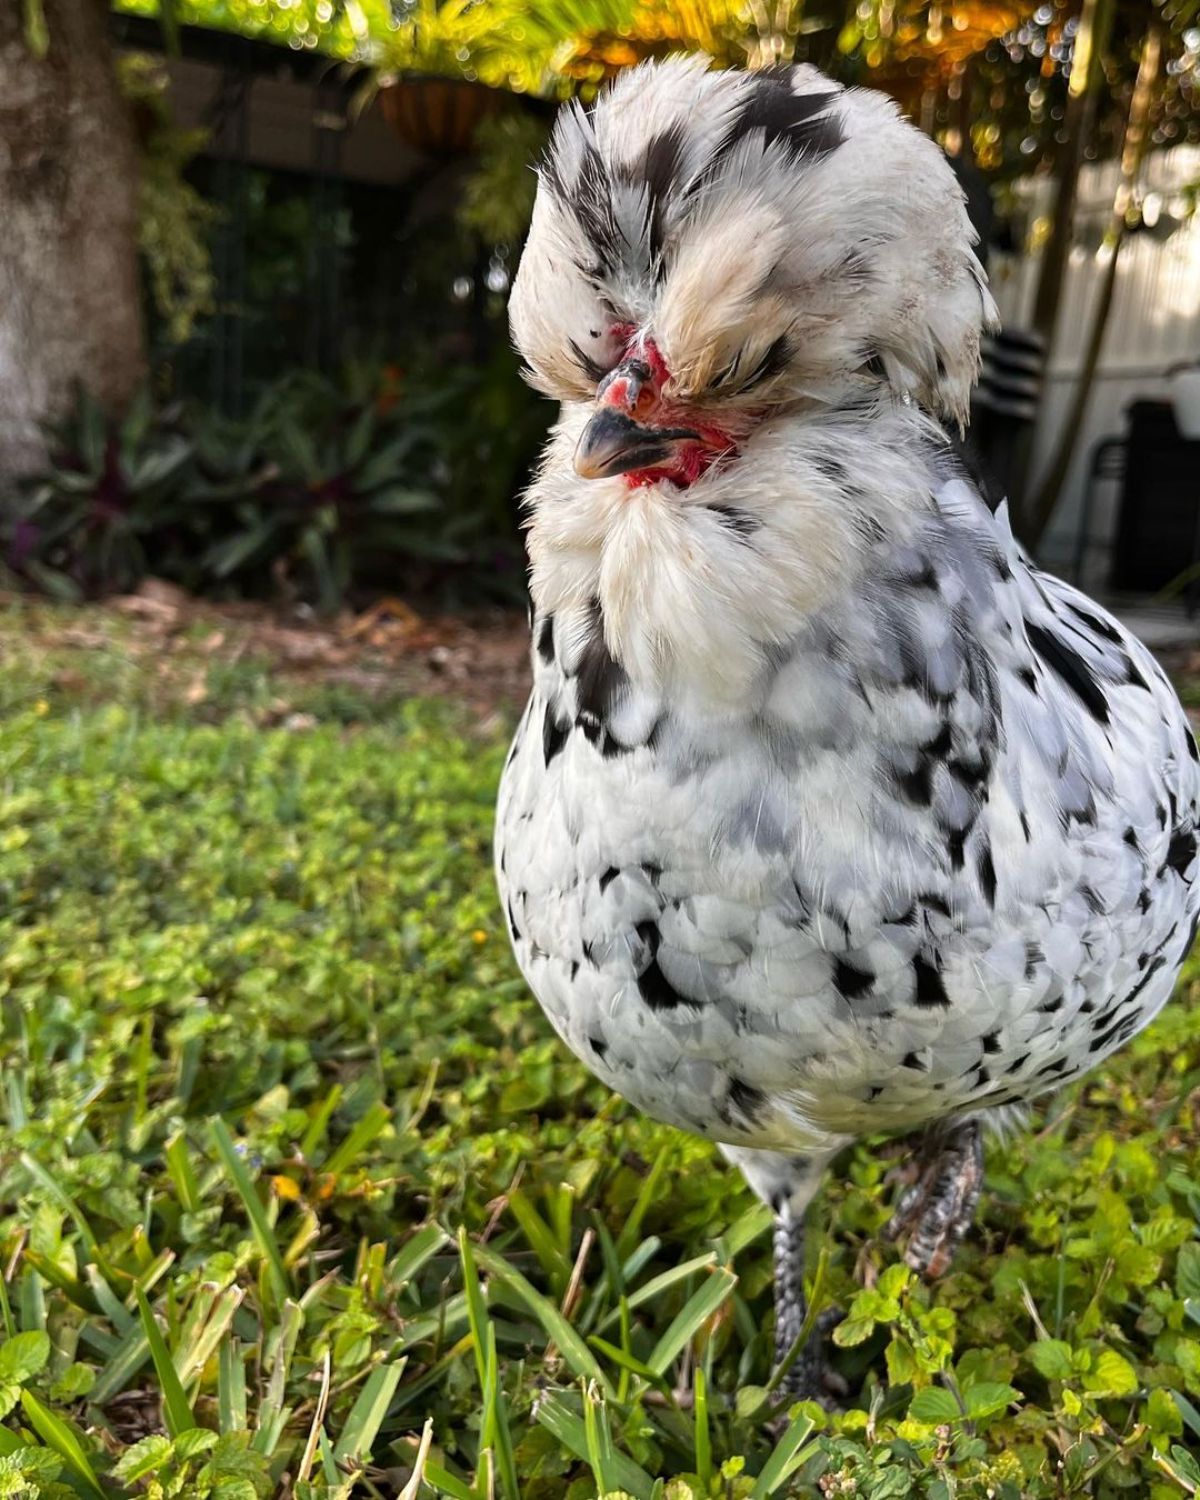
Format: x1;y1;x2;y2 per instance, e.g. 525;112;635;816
1110;400;1200;593
971;327;1046;512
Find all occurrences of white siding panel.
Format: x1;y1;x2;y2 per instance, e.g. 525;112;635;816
988;147;1200;581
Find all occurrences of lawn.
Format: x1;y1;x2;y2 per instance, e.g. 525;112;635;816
1;602;1200;1499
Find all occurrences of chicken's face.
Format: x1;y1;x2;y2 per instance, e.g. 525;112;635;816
569;325;744;490
512;59;999;707
510;57;996;490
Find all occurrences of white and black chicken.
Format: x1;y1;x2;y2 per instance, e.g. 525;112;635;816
495;56;1200;1398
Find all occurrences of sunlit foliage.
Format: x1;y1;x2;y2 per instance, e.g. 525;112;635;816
114;0;1199;180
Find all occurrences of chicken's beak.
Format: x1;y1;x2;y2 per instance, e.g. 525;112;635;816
573;408;700;480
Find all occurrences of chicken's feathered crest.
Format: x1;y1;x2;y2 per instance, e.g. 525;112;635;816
510;57;998;427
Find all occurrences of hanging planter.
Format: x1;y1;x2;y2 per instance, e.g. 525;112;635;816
379;76;511;157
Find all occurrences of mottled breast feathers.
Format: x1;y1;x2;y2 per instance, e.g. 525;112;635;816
496;471;1200;1153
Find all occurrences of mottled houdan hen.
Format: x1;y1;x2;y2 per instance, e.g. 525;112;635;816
495;57;1200;1397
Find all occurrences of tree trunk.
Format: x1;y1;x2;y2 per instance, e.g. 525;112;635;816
1022;24;1162;546
1028;0;1116;344
0;0;145;487
1007;0;1116;534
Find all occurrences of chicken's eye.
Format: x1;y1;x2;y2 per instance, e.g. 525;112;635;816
567;319;642;390
569;340;611;384
569;321;637;388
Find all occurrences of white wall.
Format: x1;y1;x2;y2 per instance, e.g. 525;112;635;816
989;145;1200;586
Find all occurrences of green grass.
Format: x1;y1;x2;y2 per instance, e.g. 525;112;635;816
1;605;1200;1497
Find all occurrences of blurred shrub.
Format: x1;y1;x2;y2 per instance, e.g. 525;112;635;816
120;54;218;345
0;360;546;609
458;112;548;249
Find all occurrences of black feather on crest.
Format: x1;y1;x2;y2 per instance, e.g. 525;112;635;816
717;74;843;168
639;124;686;265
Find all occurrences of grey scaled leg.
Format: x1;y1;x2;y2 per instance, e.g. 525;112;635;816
721;1144;846;1404
884;1117;984;1278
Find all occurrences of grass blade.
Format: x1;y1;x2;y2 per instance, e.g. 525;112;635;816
132;1248;177;1301
265;1299;303;1412
88;1324;150;1405
508;1187;570;1293
19;1251;99;1316
424;1460;476;1500
170;1282;217;1374
253;1304;298;1458
389;1223;448;1293
458;1226;491;1390
299;1083;344;1160
583;1381;618;1498
334;1362;405;1467
646;1269;737;1378
595;1251;718;1337
20;1390;104;1499
252;1402;293;1458
621;1237;663;1286
587;1334;663;1385
321;1100;391;1177
694;1364;712;1490
534;1392;654;1500
165;1131;202;1214
720;1203;775;1259
178;1285;244;1385
219;1337;247;1433
750;1407;817;1498
616;1145;671;1259
208;1116;290;1306
459;1228;519;1500
84;1264;133;1331
135;1286;195;1438
473;1243;614;1399
483;1323;520;1500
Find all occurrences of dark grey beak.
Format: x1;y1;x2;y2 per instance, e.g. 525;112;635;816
573;408;699;480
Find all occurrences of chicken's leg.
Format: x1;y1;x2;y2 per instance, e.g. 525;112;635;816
722;1143;844;1403
884;1118;983;1278
771;1206;845;1401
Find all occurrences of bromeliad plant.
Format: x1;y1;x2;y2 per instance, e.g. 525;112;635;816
193;370;448;613
1;387;199;600
0;361;539;609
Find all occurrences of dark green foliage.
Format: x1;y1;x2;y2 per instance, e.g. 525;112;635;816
191;368;463;611
0;363;544;610
0;387;198;600
1;617;1200;1496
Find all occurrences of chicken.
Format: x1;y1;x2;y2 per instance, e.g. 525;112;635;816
494;56;1200;1398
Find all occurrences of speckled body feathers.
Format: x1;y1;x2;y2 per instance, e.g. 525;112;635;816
495;57;1200;1187
498;471;1200;1159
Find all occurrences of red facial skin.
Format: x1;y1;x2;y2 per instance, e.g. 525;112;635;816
600;328;740;490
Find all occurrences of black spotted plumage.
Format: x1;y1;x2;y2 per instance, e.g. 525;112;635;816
1026;621;1110;725
497;55;1200;1401
713;72;843;168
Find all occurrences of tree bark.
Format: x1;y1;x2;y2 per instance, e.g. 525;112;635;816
0;0;145;486
1022;24;1162;546
1008;0;1116;535
1028;0;1116;344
